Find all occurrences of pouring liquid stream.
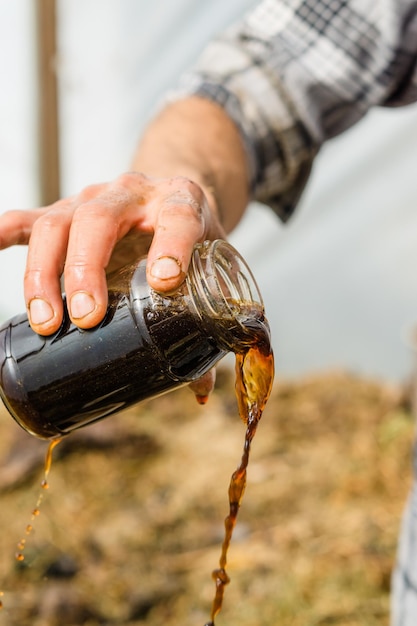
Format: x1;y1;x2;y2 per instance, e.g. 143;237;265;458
205;312;274;626
2;438;60;578
0;438;61;610
15;438;61;563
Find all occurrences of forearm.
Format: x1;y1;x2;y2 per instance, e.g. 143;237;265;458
132;96;250;234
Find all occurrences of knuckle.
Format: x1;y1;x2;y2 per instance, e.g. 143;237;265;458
0;209;22;222
29;199;74;234
76;183;105;204
64;261;93;280
170;176;205;200
23;267;50;294
70;204;122;250
71;199;120;228
0;207;30;229
75;186;135;218
159;200;204;226
72;202;107;222
0;210;26;245
63;258;99;285
31;209;66;234
24;266;42;282
116;171;148;189
163;179;206;222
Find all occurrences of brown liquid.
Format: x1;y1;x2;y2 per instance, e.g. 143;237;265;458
0;440;60;611
14;438;61;564
205;314;274;625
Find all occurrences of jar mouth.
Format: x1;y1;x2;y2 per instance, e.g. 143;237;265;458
187;240;263;320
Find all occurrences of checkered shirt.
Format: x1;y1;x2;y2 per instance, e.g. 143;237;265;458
171;0;417;220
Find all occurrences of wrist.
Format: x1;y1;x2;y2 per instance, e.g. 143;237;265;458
132;97;249;233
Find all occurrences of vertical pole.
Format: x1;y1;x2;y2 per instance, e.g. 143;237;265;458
36;0;60;205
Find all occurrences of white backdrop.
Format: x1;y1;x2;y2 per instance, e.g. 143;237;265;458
1;0;417;382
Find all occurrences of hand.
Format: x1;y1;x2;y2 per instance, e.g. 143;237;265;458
0;172;225;335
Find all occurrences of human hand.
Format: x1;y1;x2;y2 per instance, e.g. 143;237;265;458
0;172;225;336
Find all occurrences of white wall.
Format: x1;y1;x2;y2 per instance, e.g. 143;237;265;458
1;0;417;382
0;0;39;318
56;0;259;193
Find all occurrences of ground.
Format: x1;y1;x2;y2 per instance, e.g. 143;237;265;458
0;368;415;626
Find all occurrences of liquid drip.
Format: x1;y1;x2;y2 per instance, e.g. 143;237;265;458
205;319;274;625
14;438;61;564
0;439;60;610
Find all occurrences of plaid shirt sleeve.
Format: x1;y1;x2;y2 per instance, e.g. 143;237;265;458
170;0;417;220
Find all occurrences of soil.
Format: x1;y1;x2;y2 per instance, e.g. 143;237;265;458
0;368;414;626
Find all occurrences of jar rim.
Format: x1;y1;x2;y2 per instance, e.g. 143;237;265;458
187;240;263;320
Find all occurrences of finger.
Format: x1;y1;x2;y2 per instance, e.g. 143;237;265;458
24;205;74;334
0;208;47;249
146;178;209;293
63;194;136;328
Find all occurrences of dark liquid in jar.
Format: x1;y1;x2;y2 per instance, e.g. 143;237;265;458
0;286;232;439
205;308;274;625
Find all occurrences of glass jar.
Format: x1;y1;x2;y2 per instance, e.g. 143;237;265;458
0;240;265;439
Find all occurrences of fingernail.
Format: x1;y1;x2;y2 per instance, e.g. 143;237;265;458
149;256;182;280
70;291;96;319
29;298;54;325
